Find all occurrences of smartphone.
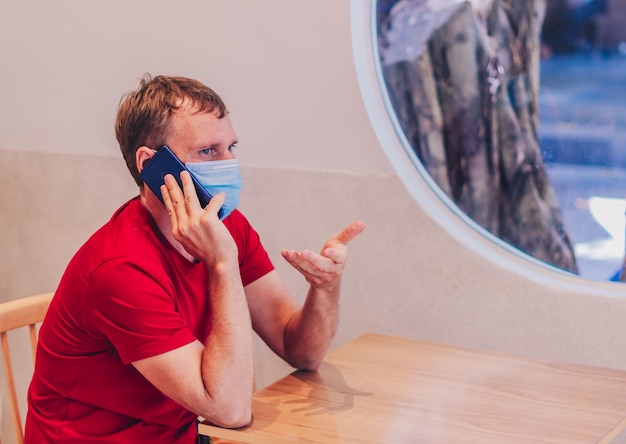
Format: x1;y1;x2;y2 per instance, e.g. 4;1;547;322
140;145;224;219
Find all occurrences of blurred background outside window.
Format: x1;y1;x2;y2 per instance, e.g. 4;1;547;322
540;0;626;280
377;0;626;280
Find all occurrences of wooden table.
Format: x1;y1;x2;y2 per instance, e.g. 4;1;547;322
199;333;626;443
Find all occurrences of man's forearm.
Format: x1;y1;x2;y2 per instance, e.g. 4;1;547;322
284;285;340;371
201;262;254;427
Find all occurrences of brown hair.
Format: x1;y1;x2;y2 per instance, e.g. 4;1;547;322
115;74;228;186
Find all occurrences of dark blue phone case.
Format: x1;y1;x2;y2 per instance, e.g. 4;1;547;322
140;146;224;219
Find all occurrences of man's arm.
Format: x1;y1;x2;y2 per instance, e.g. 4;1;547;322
133;173;254;428
246;221;366;370
132;259;253;428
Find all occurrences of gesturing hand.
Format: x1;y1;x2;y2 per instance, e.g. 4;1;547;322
281;221;366;291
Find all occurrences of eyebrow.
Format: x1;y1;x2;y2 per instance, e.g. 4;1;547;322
194;139;238;151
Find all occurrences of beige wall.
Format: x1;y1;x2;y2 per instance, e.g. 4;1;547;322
2;0;626;442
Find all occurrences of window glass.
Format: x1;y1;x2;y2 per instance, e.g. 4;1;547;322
376;0;626;281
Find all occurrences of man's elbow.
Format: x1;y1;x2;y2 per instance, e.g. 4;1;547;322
217;408;252;429
290;355;323;372
199;398;252;429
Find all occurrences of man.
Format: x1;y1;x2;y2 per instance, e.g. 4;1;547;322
25;74;365;443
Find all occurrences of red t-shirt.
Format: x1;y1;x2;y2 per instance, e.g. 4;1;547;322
25;197;274;443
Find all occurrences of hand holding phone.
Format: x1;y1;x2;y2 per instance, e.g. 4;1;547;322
140;146;224;219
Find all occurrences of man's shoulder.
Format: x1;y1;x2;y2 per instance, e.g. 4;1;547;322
73;197;167;272
223;208;249;225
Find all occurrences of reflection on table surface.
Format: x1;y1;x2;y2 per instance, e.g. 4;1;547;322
199;333;626;443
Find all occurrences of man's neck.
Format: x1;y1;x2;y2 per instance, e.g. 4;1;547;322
139;191;197;263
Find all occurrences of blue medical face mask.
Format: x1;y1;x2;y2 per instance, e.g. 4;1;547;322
185;159;242;220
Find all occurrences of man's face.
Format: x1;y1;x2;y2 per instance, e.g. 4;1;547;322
165;105;238;164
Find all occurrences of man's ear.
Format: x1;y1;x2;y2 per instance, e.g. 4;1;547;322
136;146;156;174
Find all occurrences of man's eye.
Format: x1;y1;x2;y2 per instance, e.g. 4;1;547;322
200;148;215;155
228;144;237;152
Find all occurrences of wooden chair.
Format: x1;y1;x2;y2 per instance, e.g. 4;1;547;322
0;293;53;444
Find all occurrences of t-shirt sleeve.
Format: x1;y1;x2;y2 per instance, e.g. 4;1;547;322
84;259;197;365
226;210;275;286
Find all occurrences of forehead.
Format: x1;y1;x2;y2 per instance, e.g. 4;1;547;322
166;105;236;146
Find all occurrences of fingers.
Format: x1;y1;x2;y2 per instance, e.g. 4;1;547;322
161;175;182;232
282;249;337;273
179;171;201;210
281;221;364;289
330;220;366;245
281;250;340;288
206;190;226;218
161;173;202;235
162;172;225;222
157;171;238;264
321;246;346;264
161;173;190;210
282;248;346;290
282;220;365;269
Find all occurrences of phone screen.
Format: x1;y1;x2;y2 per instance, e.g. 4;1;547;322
140;146;224;219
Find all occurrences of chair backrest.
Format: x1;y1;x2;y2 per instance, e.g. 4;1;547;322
0;293;53;444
